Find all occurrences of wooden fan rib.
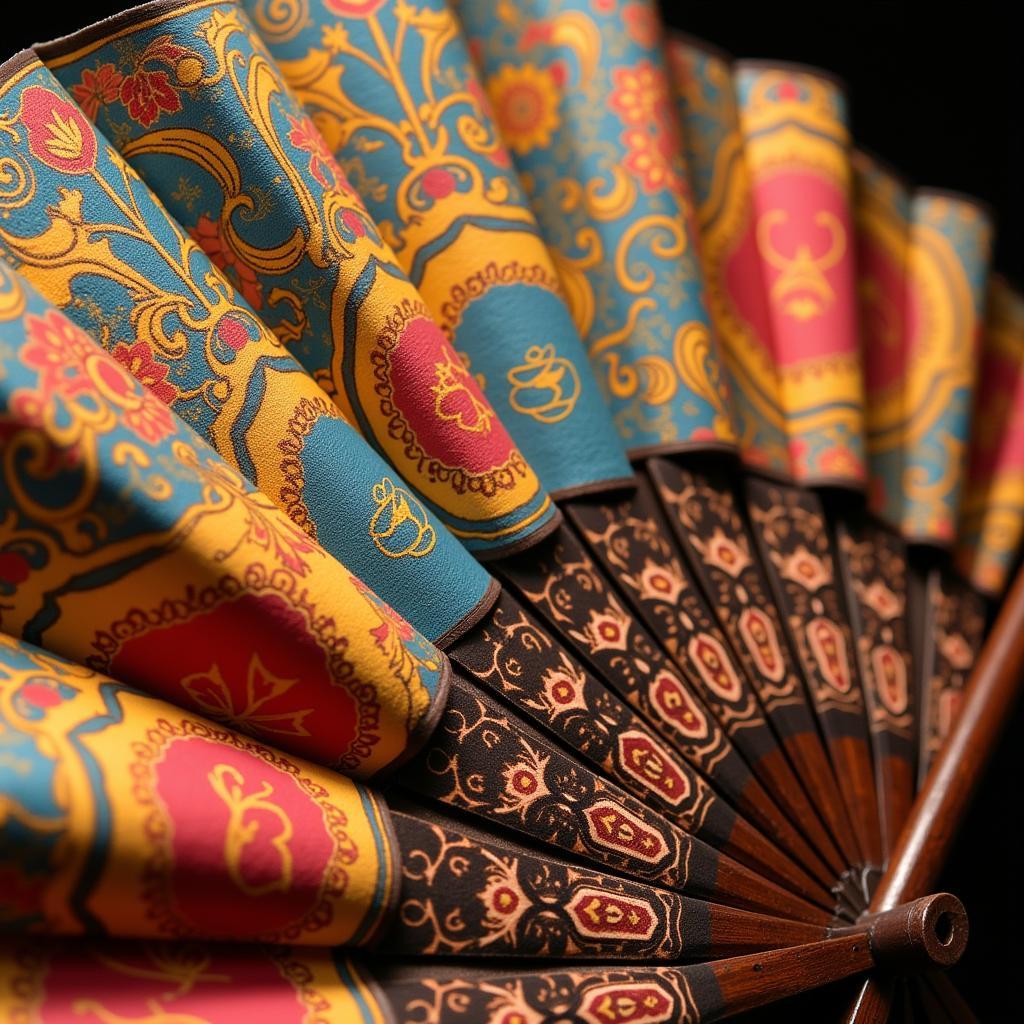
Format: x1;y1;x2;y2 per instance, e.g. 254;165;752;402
744;476;885;870
843;557;1024;1022
398;670;829;925
496;520;848;890
648;456;862;873
375;893;966;1023
562;473;846;893
833;512;918;857
387;806;827;961
448;587;834;909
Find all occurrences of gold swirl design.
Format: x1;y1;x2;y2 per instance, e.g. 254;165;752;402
545;10;602;84
0;260;26;321
207;762;295;896
560;167;637;223
369;476;437;559
614;214;686;294
548;233;600;339
506;343;581;423
245;0;310;45
673;321;735;439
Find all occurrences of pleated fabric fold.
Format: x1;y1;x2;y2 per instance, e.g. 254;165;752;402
0;634;399;946
37;1;560;558
455;0;738;457
0;48;498;647
0;261;447;778
957;276;1024;596
243;0;634;500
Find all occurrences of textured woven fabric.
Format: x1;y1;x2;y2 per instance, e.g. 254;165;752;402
0;261;447;778
38;4;560;558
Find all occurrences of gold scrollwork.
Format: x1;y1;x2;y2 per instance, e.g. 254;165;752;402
506;343;580;423
207;762;294;897
757;208;845;321
369;476;437;559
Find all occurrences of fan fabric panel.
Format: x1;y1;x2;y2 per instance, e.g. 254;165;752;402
0;0;1019;1021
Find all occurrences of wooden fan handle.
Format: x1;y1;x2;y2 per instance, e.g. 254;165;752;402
842;562;1024;1021
682;894;966;1021
873;563;1024;911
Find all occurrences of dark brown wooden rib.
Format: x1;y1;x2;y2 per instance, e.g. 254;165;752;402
648;457;860;872
387;807;826;960
563;473;842;891
376;895;966;1023
915;562;988;785
399;672;830;924
744;477;884;869
450;587;833;908
833;512;917;857
496;522;841;891
843;561;1024;1023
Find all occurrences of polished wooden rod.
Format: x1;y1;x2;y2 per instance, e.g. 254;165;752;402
873;561;1024;911
843;561;1024;1022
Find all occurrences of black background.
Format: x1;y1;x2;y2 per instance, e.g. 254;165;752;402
6;1;1021;1015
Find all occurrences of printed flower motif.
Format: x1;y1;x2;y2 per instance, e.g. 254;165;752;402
609;61;670;127
71;62;124;119
497;741;551;821
858;579;903;621
120;69;182;128
691;527;751;579
571;604;631;654
771;545;832;591
21;310;97;397
608;62;683;194
622;3;661;47
619;123;681;194
112;340;177;405
90;358;177;445
286;113;349;192
478;861;532;947
322;0;387;16
535;659;589;716
19;86;98;175
818;444;865;481
939;632;974;672
486;63;561;156
635;558;685;604
190;214;264;310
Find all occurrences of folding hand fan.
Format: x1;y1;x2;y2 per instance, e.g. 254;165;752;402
0;0;1020;1020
